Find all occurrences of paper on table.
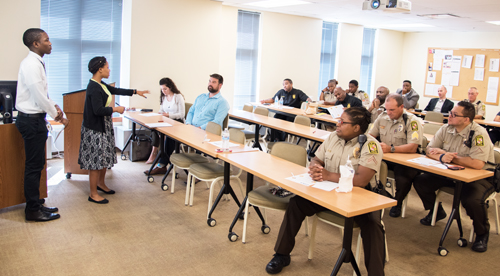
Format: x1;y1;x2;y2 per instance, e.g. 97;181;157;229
286;173;314;186
427;71;436;83
407;157;442;166
146;122;172;128
328;105;344;119
474;68;485;81
208;141;240;148
313;181;339;192
139;113;160;117
282;106;294;109
462;55;473;69
320;133;331;139
489;59;500;72
475;54;485;68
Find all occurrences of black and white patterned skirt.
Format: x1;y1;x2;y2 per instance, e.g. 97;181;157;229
78;116;117;170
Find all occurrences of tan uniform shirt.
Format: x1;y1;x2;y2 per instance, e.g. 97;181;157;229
323;91;337;104
368;111;423;147
315;132;383;188
350;89;370;109
370;102;385;123
429;122;495;170
464;99;486;118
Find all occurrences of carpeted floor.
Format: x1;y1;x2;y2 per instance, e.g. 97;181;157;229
1;153;499;276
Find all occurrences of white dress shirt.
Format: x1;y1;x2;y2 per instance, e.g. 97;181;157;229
159;93;185;122
16;51;58;119
433;99;445;113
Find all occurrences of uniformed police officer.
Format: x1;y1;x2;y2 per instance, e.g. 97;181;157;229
464;87;486;119
348;79;370;108
369;93;423;217
265;107;385;276
414;101;495;252
319;79;337;105
333;86;363;108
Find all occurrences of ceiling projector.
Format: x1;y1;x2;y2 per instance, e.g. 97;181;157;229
362;0;411;12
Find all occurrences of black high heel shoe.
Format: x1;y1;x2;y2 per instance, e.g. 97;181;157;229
97;186;115;194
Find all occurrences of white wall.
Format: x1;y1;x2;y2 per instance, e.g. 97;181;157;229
373;29;405;96
401;32;500;120
336;23;364;89
0;0;40;80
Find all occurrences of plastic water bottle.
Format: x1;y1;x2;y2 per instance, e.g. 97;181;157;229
222;128;230;151
274;96;279;108
345;155;354;174
279;96;284;109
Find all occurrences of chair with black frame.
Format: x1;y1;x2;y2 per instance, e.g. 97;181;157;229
241;142;309;244
242;106;269;150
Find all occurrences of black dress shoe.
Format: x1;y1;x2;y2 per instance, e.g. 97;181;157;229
420;203;447;226
41;206;59;213
472;233;489;252
389;206;401;218
144;166;168;175
88;197;109;204
26;210;60;222
97;186;115;194
266;254;290;274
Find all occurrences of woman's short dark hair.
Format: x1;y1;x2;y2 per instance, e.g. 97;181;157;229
23;28;45;49
328;79;337;85
349;80;358;87
88;56;107;74
344;107;371;133
457;101;475;122
159;78;183;104
210;74;224;85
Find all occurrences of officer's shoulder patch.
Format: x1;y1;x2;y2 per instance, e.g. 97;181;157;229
410;121;418;131
367;141;379;154
475;135;484;146
364;92;368;98
482;105;486;111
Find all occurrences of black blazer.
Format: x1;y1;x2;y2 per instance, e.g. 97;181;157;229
424;98;454;113
82;80;134;133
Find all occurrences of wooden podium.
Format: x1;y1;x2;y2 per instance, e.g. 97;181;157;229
0;124;47;209
63;89;115;178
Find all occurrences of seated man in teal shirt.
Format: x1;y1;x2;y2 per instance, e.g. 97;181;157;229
186;73;230;130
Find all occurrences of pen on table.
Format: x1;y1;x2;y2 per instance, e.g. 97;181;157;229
291;172;296;178
115;102;120;106
312;130;316;134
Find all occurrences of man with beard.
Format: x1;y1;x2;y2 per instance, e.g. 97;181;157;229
333;86;363;108
368;86;390;123
185;73;230;130
396;80;419;110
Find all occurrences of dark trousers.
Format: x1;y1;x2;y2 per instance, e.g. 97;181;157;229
271;113;294;141
275;196;385;276
386;162;420;206
151;131;176;165
414;173;494;236
15;116;48;212
488;128;500;145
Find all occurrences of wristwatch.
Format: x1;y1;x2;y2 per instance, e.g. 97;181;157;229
390;144;395;153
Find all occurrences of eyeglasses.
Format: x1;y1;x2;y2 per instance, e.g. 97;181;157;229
338;119;355;126
449;111;467;118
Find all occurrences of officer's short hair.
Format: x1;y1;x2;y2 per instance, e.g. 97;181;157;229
344;107;371;133
349;80;358;87
457;101;475;122
328;79;337;85
385;93;404;107
283;78;293;84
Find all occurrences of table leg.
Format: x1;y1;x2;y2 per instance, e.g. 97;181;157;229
252;124;263;151
147;131;164;175
331;217;360;276
121;122;136;159
437;181;464;255
207;162;242;220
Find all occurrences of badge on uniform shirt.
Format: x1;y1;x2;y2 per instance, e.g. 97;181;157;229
411;121;418;131
412;131;419;140
347;103;351;108
398;124;404;132
364;93;368;98
368;141;379;154
475;135;484;146
353;147;361;158
380;125;385;129
292;94;296;99
482;105;485;111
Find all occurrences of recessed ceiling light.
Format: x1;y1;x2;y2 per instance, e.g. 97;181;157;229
372;23;434;28
246;0;311;8
486;21;500;26
417;13;460;19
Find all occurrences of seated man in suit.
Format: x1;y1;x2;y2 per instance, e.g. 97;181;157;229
396;80;419;110
333;86;363;108
464;87;485;119
424;85;454;114
265;107;386;275
369;93;423;217
367;86;390;123
149;73;229;175
260;78;312;141
319;79;337;105
413;101;495;252
347;79;370;108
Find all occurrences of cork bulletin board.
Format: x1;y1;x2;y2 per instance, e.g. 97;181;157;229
424;48;500;105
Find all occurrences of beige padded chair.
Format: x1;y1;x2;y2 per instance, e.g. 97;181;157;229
268;115;312;153
186;128;245;215
243;106;269;149
229;103;253;131
185;102;193;120
308;161;390;272
424;111;444;123
242;142;309;243
423;123;442;135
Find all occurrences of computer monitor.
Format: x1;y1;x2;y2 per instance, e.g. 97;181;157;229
0;81;17;124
